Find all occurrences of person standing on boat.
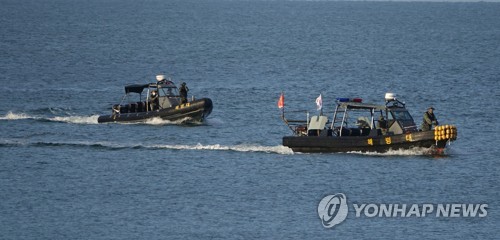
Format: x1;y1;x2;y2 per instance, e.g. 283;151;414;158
150;90;159;110
378;115;388;134
179;82;189;104
421;107;438;131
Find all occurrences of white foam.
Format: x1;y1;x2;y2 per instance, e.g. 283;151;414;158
48;115;100;124
108;117;197;125
0;111;36;120
1;111;100;124
154;143;294;155
1;111;205;125
347;147;437;156
142;117;193;125
205;117;225;125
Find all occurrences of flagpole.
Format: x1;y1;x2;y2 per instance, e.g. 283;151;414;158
320;93;323;116
278;92;294;133
320;104;323;116
278;92;287;125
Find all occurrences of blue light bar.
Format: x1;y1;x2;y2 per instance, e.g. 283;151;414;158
336;98;363;103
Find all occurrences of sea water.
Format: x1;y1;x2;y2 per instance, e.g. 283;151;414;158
1;0;499;239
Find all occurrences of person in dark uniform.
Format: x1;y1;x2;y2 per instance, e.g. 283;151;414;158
149;90;159;110
179;82;189;104
421;107;438;131
377;115;388;135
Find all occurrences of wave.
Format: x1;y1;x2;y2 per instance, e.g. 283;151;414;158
0;139;294;155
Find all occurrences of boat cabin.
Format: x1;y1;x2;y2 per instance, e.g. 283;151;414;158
329;98;418;137
288;94;419;137
112;76;182;114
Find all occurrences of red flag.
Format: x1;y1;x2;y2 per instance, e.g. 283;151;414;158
277;93;284;109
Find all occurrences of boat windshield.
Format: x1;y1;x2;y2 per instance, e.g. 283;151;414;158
156;80;179;97
390;110;413;121
159;86;178;97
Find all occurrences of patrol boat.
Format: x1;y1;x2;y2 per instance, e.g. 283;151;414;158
281;93;457;153
97;75;212;123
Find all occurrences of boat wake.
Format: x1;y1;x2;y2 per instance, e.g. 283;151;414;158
205;117;225;126
0;139;294;155
0;112;33;120
0;111;207;126
153;143;293;155
49;115;100;124
0;111;100;124
347;147;443;156
141;117;198;125
103;117;202;126
1;137;447;156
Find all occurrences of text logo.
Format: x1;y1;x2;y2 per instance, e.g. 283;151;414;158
317;193;488;229
317;193;348;229
353;203;488;218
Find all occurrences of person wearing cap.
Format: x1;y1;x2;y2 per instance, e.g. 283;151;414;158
421;107;438;131
179;82;189;104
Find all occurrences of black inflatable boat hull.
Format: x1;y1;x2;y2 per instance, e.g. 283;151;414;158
283;131;449;153
97;98;212;123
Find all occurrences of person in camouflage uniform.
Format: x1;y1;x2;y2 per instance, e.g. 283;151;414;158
421;107;438;131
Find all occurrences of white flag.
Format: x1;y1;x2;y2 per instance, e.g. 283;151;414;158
316;94;322;111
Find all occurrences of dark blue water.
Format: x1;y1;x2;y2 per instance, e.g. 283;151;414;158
1;0;499;239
